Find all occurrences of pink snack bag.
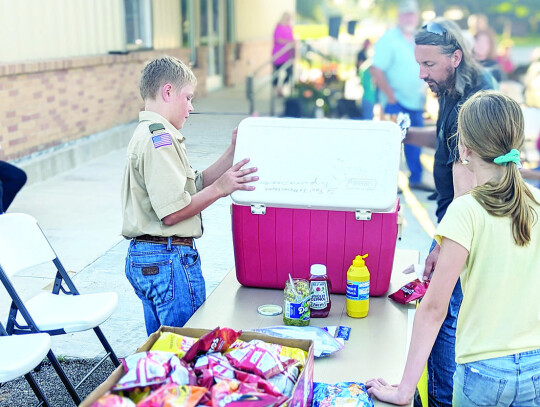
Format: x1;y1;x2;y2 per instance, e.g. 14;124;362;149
388;279;430;304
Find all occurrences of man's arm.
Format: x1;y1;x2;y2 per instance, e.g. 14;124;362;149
404;126;437;149
369;66;396;105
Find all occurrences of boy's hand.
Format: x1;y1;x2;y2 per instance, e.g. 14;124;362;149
214;158;258;197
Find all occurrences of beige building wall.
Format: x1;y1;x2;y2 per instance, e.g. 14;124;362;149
0;0;125;63
152;0;182;50
235;0;295;42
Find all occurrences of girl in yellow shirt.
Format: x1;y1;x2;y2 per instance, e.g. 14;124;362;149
367;90;540;406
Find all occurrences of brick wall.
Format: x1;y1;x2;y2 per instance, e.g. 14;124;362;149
0;48;207;161
225;40;273;87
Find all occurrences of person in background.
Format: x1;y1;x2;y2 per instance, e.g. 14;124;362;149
0;161;27;214
395;18;497;406
496;38;515;77
272;12;295;97
356;39;377;120
367;90;540;407
473;29;503;82
370;0;431;191
121;56;258;335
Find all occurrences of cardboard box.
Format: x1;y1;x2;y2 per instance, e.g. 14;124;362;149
81;326;315;407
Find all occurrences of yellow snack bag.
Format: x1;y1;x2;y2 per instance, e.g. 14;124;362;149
150;332;198;358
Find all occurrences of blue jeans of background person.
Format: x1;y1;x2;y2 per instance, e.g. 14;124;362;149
0;161;27;213
385;103;424;184
361;99;375;120
125;239;205;336
453;349;540;406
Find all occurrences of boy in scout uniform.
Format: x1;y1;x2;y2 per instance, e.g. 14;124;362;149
122;56;258;335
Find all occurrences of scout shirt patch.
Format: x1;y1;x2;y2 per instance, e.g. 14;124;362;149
152;133;172;149
149;123;172;149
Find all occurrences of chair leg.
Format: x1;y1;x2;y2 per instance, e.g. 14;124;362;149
93;326;120;367
46;350;81;405
24;372;50;407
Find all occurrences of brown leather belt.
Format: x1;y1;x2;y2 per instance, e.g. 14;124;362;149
134;234;193;247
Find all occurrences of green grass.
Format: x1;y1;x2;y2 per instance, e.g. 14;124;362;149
504;36;540;47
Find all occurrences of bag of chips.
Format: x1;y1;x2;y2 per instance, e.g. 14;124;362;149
312;382;374;407
137;384;207;407
91;393;135;407
183;327;242;363
225;341;296;379
388;279;430;304
211;379;287;407
267;365;299;398
113;351;192;392
150;332;199;359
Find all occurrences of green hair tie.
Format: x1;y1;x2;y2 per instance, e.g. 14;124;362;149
493;149;520;166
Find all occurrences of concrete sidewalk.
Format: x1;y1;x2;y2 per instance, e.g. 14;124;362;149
0;84;437;359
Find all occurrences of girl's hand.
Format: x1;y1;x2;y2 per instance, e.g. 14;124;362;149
365;378;414;406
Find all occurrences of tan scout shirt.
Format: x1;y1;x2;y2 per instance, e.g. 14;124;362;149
121;111;204;238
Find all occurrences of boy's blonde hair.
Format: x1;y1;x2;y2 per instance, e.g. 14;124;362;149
139;56;197;101
458;90;539;246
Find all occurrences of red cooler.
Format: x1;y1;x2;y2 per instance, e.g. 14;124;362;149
231;117;402;296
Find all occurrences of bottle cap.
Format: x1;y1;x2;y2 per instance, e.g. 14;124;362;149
257;304;283;316
310;264;327;276
353;254;369;267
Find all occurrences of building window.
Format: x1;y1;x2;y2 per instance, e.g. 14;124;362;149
124;0;153;50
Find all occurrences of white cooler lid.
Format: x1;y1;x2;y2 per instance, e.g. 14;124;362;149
231;117;401;212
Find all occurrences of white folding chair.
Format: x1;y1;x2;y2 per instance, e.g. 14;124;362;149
0;322;51;406
0;213;120;404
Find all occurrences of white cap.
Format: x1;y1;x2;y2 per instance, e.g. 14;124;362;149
310;264;327;276
399;0;419;14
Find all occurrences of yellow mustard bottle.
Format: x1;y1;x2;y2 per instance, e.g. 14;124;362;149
346;254;370;318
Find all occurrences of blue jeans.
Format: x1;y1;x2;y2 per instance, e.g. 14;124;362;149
385;103;424;184
427;280;463;407
453;349;540;406
125;239;205;336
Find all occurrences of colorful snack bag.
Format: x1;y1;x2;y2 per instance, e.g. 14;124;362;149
246;339;307;366
388;279;430;304
225;341;296;379
312;382;374;407
194;353;236;388
91;393;135;406
137;384;207;407
150;332;199;359
211;379;287;407
113;351;191;392
183;327;242;363
267;365;299;398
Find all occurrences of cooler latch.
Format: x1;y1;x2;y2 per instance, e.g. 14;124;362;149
355;210;372;221
251;204;266;215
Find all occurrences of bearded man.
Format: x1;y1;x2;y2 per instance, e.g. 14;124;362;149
405;18;497;407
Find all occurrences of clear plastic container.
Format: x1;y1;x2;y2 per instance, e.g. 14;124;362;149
283;278;310;326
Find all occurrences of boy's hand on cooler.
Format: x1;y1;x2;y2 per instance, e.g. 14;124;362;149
214;158;258;197
365;378;413;405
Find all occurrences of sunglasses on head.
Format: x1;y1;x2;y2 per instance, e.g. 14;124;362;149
422;21;447;36
421;21;460;50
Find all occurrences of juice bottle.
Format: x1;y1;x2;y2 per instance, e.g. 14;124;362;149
309;264;331;318
346;254;370;318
